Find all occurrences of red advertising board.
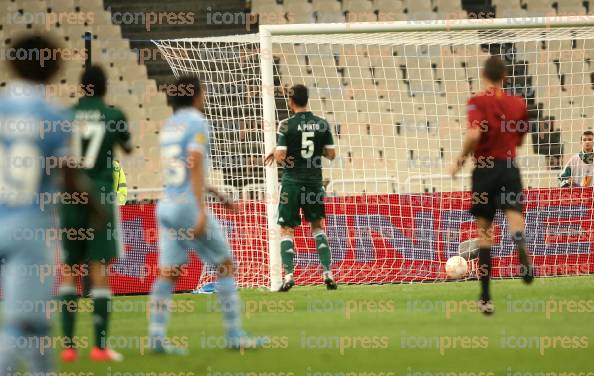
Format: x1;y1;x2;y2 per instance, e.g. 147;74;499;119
109;188;594;294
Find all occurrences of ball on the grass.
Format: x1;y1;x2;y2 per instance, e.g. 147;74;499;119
445;256;468;279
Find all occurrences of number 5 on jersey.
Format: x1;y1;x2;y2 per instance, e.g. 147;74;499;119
301;131;314;158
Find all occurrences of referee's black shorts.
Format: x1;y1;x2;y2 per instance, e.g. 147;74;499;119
470;159;524;221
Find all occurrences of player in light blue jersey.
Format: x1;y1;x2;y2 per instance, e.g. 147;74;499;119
0;34;101;374
148;76;267;354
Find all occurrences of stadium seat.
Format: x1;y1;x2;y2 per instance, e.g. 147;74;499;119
285;1;314;23
252;0;278;14
48;0;75;13
146;106;173;122
118;63;147;83
521;0;552;6
119;105;145;123
346;10;376;22
20;0;48;14
497;8;528;18
73;0;104;11
316;10;345;23
342;0;372;12
524;0;556;16
559;60;590;88
94;24;122;41
5;0;18;13
91;10;115;25
433;0;462;14
377;10;406;21
493;0;522;9
556;3;586;16
407;11;438;21
283;12;307;25
403;0;432;13
62;24;89;46
373;0;404;12
252;0;286;24
530;62;562;90
55;62;84;85
312;0;341;13
0;69;9;87
144;89;168;109
545;39;575;60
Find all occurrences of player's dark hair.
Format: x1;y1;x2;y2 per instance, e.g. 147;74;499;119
81;65;107;97
8;34;61;83
582;130;593;140
483;56;507;83
171;75;203;110
289;84;308;107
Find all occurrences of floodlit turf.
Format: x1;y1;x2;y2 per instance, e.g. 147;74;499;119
59;276;594;375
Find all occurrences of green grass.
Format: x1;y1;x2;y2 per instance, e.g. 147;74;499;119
60;276;594;374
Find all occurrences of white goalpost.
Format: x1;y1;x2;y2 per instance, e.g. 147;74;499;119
154;16;594;291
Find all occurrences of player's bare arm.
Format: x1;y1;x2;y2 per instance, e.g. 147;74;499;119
274;147;287;163
207;185;238;212
323;146;336;161
264;148;276;165
449;127;481;177
264;147;288;165
189;149;207;238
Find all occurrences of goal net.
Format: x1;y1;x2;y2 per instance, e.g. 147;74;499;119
153;17;594;290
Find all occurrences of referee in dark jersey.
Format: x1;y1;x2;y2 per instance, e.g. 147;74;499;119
449;56;534;315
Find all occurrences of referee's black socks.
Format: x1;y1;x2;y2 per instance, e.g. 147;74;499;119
512;231;534;284
478;247;492;302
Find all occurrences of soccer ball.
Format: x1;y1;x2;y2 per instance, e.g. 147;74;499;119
445;256;468;279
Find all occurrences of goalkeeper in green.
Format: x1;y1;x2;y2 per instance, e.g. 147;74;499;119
265;84;337;291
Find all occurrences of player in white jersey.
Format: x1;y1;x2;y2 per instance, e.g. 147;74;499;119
147;76;267;354
0;34;102;374
559;131;594;188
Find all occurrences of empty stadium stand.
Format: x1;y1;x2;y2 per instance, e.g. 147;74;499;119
248;0;593;194
1;0;592;197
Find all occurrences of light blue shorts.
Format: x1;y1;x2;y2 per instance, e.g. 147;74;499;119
156;200;232;267
0;212;54;325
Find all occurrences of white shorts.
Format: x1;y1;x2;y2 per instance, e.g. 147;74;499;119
156;200;232;267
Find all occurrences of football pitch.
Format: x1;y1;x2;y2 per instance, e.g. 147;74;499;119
60;276;594;375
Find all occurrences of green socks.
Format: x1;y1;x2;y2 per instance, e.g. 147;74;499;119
280;238;295;275
59;285;78;348
60;286;113;349
281;231;332;277
91;288;112;349
314;230;332;272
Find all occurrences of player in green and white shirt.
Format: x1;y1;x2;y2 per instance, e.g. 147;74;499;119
559;131;594;188
265;84;337;291
59;65;132;362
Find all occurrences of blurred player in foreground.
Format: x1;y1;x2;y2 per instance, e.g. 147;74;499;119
265;84;337;292
559;131;594;188
59;65;132;362
449;56;534;315
148;76;267;354
0;34;93;373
